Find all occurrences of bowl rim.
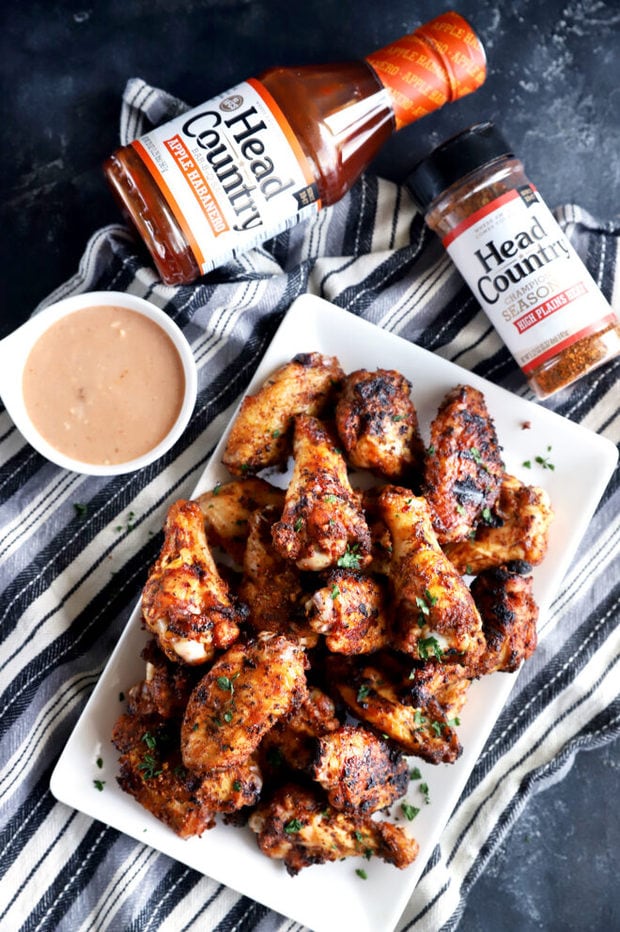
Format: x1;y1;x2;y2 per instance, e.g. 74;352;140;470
0;291;198;476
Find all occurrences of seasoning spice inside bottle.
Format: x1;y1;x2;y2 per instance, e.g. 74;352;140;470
104;11;486;285
407;121;620;398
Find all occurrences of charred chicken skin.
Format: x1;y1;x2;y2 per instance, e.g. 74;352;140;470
248;783;418;874
141;500;247;665
271;414;371;571
311;724;409;813
222;352;344;476
470;562;539;675
260;687;341;776
444;473;553;575
196;477;284;565
378;487;484;664
423;384;504;544
181;633;307;775
335;368;425;479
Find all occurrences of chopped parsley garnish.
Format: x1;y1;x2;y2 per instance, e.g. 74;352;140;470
74;502;88;518
93;779;105;791
392;414;405;422
294;517;304;532
357;684;371;703
96;757;103;769
410;767;422;780
284;818;303;834
355;868;368;880
330;584;340;600
137;754;162;780
337;544;361;569
324;494;338;503
523;445;555;471
418;636;443;661
401;801;420;821
419;782;430;804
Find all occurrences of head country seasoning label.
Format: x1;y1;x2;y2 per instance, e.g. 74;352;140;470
408;122;620;398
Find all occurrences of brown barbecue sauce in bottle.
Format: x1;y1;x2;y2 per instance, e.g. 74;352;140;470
103;12;486;285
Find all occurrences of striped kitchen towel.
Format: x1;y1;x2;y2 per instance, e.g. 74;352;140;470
1;78;618;932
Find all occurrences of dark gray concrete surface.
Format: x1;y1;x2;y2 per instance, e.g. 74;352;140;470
1;2;619;929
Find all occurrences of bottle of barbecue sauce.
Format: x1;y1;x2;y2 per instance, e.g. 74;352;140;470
103;11;486;285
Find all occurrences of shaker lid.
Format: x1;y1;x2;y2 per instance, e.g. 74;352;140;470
407;122;513;210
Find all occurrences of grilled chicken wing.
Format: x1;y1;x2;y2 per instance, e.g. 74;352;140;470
378;486;484;663
470;562;538;675
335;368;425;479
423;385;504;544
305;568;390;654
444;473;553;575
181;633;307;774
196;477;284;565
272;414;371;571
311;724;409;813
239;506;318;645
222;352;344;476
112;711;262;836
112;712;217;837
141;500;247;665
326;655;462;764
248;783;418;874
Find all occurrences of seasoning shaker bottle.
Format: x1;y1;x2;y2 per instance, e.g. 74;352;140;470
407;121;620;398
104;12;486;286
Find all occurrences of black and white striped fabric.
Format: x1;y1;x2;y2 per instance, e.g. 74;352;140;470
2;78;618;932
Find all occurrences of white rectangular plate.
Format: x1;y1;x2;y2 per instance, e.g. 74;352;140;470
51;294;618;932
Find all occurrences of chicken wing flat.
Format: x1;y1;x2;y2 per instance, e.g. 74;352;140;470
112;711;261;835
196;477;284;565
444;473;553;575
311;724;409;813
272;414;371;571
239;506;318;645
141;500;247;665
222;352;344;476
423;385;504;544
181;633;307;774
469;562;538;675
112;712;216;837
248;783;418;874
378;487;484;664
305;568;390;654
326;655;462;764
335;368;425;479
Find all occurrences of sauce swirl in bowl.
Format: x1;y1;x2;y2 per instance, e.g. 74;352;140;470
0;292;197;475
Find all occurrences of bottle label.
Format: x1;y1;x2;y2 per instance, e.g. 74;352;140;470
443;186;616;373
132;79;320;274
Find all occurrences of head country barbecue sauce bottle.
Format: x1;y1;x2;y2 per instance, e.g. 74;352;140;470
103;11;486;285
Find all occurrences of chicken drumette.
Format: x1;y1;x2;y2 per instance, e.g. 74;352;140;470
378;486;484;664
196;477;284;565
272;414;371;571
470;562;539;675
141;500;247;665
305;568;390;654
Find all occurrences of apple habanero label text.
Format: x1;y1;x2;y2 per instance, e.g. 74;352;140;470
443;186;616;374
132;79;320;274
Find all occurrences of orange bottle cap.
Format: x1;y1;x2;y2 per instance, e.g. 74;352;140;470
366;11;487;130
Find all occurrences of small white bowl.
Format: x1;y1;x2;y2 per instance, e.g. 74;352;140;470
0;291;198;476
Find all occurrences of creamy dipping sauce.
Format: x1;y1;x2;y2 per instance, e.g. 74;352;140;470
22;305;186;465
